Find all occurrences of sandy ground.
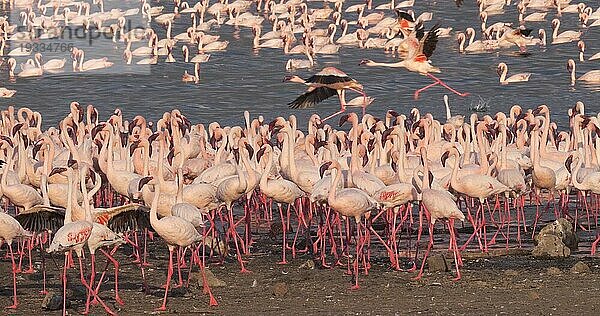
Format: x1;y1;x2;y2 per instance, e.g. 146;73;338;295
1;225;600;316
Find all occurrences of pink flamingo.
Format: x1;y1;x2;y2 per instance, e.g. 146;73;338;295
414;147;465;281
359;23;469;100
147;133;217;310
319;160;379;289
0;210;32;309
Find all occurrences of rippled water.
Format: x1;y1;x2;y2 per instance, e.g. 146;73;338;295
1;0;598;130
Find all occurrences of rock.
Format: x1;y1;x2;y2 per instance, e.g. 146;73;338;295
42;291;70;311
205;269;227;287
528;291;540;300
272;282;288;297
532;218;578;258
546;267;562;276
534;218;578;250
504;269;519;276
532;234;571;258
426;254;448;272
192;269;226;288
570;261;590;274
200;236;228;256
299;259;315;270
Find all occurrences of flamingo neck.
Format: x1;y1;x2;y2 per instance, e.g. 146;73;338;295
500;66;507;83
327;165;341;202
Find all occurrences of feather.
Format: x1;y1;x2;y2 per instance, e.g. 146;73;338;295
305;74;353;85
288;87;337;109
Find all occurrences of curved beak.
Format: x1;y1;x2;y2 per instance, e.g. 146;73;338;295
319;161;333;178
256;146;266;162
338;114;350;127
138;176;153;191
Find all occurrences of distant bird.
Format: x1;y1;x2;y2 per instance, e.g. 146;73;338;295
284;67;368;121
567;59;600;85
0;87;16;98
500;26;533;52
359;23;469;100
497;62;531;84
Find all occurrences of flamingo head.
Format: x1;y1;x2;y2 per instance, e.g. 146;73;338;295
440;150;450;168
138;176;154;191
564;155;574;174
49;167;67;177
319;161;333;178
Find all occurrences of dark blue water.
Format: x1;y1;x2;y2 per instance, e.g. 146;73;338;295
1;0;598;130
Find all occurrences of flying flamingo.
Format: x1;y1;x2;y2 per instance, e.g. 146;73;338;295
359;23;468;100
284;67;368;121
0;210;32;309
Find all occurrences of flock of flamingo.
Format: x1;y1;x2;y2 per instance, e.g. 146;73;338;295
0;100;598;313
0;0;599;314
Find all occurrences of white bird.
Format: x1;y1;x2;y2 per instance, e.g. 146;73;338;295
497;62;531;84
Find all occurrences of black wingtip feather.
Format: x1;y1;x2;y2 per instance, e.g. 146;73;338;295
288;87;337;109
107;205;152;234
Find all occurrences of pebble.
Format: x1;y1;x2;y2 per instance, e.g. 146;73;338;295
42;291;70;311
546;267;562;276
528;291;540;300
426;254;448;272
570;261;590;274
299;259;315;270
272;282;288;297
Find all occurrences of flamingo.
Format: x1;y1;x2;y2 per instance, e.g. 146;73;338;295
46;166;115;316
359;23;469;100
256;144;304;264
319;160;379;289
0;210;32;309
497;62;532;84
551;19;582;44
284;67;368;121
567;59;600;85
146;133;217;310
75;49;114;72
413;147;465;281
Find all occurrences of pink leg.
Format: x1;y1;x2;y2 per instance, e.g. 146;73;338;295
6;243;18;309
591;234;600;255
414;81;440;100
77;256;115;316
448;219;462;281
426;73;469;97
194;249;218;306
157;247;174;311
62;254;68;316
99;248;124;305
351;220;362;290
23;237;34;274
413;221;434;281
277;203;287;264
84;254;96;314
321;107;346;122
